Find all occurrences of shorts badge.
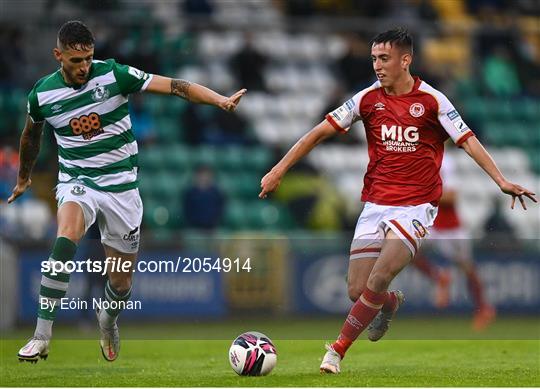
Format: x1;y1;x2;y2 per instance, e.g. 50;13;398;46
71;185;86;196
412;219;427;238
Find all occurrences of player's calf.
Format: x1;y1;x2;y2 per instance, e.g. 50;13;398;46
367;290;405;342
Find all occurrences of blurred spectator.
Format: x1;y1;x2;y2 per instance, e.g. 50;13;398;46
207;108;252;145
0;26;26;88
282;0;391;17
182;104;207;145
124;29;161;75
483;196;518;249
274;161;346;231
282;0;316;16
482;45;522;97
417;0;439;21
130;94;156;145
182;0;214;16
182;104;251;146
466;0;510;16
183;165;225;230
0;145;18;200
336;34;373;93
229;33;268;92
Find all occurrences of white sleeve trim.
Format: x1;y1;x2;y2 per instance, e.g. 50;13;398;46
140;74;154;91
326;81;380;132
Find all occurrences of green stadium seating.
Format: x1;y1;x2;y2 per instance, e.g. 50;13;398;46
246;201;296;230
138;148;165;169
192;145;219;168
219;145;245;171
163;145;192;171
155;117;182;143
217;172;260;199
246;147;273;172
223;200;250;230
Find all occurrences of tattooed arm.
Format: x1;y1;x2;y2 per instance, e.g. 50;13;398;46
146;75;246;111
7;115;44;203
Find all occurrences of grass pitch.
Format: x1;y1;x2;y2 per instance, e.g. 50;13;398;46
1;317;538;387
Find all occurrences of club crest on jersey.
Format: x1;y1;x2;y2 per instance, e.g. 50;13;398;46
412;219;427;238
91;85;110;102
70;185;86;196
374;102;385;110
409;103;425;118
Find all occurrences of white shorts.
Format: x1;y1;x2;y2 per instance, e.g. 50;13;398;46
424;227;473;262
349;202;438;259
55;182;143;253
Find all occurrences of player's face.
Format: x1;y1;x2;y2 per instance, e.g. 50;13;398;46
371;42;410;88
53;44;94;86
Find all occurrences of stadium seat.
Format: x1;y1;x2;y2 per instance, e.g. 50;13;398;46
163;145;192;171
223;200;250;230
138;148;165;170
218;145;245;172
247;201;295;230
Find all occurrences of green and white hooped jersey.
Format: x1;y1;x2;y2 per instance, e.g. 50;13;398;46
27;59;153;192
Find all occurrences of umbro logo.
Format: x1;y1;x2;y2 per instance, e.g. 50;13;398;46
51;104;62;113
374;102;385;110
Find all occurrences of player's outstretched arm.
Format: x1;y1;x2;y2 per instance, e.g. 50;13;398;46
259;120;337;199
145;75;246;112
7;115;44;203
461;136;537;209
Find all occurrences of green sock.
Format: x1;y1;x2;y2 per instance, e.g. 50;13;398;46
35;237;77;338
99;280;132;328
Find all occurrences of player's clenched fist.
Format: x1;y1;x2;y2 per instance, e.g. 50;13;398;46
259;170;282;199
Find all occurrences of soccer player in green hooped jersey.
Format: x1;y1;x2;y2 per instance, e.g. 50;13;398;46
8;20;246;363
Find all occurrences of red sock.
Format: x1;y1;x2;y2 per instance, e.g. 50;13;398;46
466;269;485;308
413;256;440;282
332;287;387;358
381;291;398;313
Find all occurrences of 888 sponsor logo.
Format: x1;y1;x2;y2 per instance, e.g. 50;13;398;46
69;112;104;140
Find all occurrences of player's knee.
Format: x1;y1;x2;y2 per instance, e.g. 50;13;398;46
57;228;83;244
348;285;363;302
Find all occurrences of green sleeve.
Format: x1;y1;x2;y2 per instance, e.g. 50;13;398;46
27;88;44;122
112;60;152;95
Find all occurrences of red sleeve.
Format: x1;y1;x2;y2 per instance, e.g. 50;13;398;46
456;131;475;146
325;114;346;133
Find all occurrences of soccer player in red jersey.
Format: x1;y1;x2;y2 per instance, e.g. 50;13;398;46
258;28;536;374
412;152;496;331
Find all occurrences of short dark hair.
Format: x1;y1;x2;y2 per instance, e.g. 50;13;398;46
57;20;94;50
371;28;413;55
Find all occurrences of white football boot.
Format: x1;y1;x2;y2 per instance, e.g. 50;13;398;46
367;290;405;341
319;344;341;374
18;336;50;363
96;308;120;362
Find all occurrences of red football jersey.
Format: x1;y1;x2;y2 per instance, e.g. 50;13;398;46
325;76;474;206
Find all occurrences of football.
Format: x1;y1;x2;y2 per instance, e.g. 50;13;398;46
228;331;277;376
